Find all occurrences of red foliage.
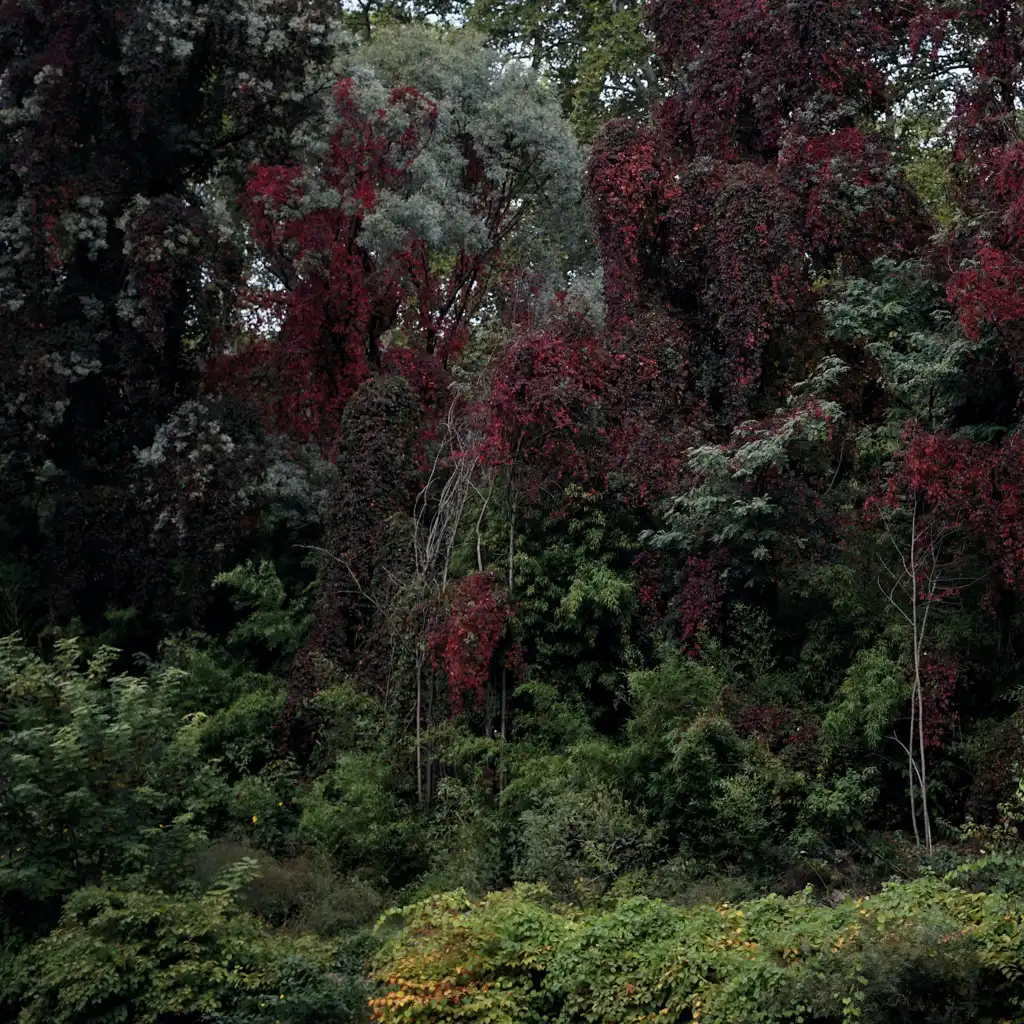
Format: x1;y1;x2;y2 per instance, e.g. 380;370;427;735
586;120;662;317
728;700;820;754
919;2;1024;372
481;315;613;489
211;80;438;450
216;75;529;455
876;427;1024;592
730;703;793;750
429;572;511;712
947;144;1024;371
920;656;961;749
587;0;926;434
952;239;1024;347
647;0;900;158
634;550;668;616
677;555;727;649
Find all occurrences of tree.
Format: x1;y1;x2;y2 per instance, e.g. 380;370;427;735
647;357;849;626
867;422;1024;850
0;0;342;632
230;27;586;779
0;635;210;936
938;2;1024;374
590;0;929;433
873;502;969;854
216;25;586;454
467;0;657;138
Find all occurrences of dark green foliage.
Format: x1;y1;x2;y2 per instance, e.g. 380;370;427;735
513;783;661;900
6;2;1024;1020
299;751;425;886
0;637;211;931
509;486;641;706
371;880;1024;1023
466;0;656;137
6;865;368;1024
0;0;342;634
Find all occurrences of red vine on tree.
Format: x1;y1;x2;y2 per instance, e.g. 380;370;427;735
429;572;511;713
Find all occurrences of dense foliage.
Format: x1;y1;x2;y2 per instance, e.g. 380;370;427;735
4;0;1024;1020
371;879;1024;1023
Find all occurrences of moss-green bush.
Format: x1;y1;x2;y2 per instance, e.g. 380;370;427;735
371;877;1024;1024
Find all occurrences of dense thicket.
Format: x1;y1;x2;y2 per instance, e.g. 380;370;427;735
4;0;1024;1021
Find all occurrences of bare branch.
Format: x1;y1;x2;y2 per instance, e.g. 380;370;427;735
297;544;381;609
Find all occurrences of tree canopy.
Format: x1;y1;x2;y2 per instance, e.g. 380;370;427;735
4;0;1024;1021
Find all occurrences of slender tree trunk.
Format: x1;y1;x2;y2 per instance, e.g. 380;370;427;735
499;500;515;795
499;664;508;794
415;651;424;806
908;511;933;854
907;671;920;849
908;518;922;849
507;507;515;592
426;669;434;805
484;684;495;742
918;671;932;853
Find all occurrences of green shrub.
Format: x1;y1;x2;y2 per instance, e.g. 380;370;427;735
193;840;384;935
299;752;423;886
514;784;662;900
371;878;1024;1024
0;636;216;923
6;860;368;1024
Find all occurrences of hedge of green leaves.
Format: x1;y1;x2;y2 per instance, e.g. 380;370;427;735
370;881;1024;1024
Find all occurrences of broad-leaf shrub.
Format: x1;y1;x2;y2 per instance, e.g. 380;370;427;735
371;880;1024;1023
0;636;214;924
299;752;424;887
513;784;661;901
7;860;367;1024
